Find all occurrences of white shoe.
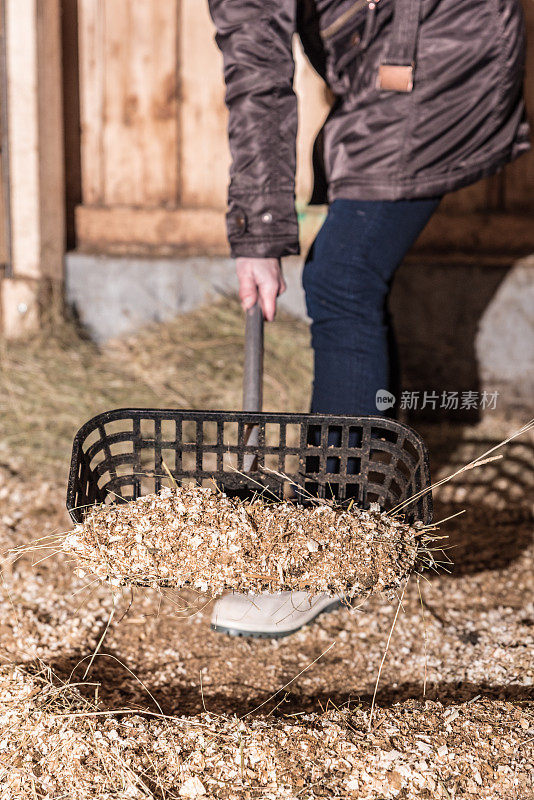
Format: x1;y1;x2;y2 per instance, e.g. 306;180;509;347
210;591;343;639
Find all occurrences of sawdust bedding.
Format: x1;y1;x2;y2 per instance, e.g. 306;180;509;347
1;662;532;800
63;485;426;597
1;302;533;800
1;454;533;800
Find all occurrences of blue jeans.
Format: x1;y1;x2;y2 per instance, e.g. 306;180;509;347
302;197;442;417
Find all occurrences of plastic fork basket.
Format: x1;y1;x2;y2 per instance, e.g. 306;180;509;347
66;410;432;526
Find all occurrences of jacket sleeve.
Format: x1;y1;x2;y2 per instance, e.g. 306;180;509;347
208;0;300;258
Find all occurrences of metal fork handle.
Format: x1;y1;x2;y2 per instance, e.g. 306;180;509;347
243;303;264;471
242;302;264;413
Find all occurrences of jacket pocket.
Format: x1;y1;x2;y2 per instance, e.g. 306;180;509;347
319;0;381;94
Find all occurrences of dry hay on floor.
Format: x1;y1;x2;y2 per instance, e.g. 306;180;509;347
1;663;532;800
63;486;425;596
0;297;311;480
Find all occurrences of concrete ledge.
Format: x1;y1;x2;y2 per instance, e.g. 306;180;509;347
65;253;308;342
65;251;534;416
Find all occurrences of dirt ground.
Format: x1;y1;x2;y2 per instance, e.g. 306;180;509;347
0;303;532;799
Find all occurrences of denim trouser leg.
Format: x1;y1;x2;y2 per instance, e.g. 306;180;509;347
302;197;442;417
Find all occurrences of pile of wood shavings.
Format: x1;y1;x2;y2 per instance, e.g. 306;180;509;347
64;485;420;596
2;664;532;799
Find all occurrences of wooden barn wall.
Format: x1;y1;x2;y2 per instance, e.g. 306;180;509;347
0;0;65;337
75;0;534;256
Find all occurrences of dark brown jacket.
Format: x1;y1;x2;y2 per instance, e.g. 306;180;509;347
208;0;531;258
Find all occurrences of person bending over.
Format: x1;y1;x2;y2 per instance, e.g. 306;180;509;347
207;0;530;638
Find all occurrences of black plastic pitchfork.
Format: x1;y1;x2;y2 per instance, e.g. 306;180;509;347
67;304;432;525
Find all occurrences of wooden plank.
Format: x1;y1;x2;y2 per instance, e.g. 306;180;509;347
61;0;83;249
416;211;534;253
142;0;179;206
4;0;64;284
503;0;534;210
102;0;178;206
0;1;10;270
294;37;330;204
439;181;493;214
76;205;228;253
0;142;7;268
179;0;228;208
5;0;41;278
77;204;534;257
78;0;105;205
101;0;131;204
36;0;65;280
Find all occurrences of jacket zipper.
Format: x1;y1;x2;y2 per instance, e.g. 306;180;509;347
320;0;380;41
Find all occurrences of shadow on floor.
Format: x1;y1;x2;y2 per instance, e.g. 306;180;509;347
429;499;532;576
43;650;534;718
418;426;534;494
409;425;533;575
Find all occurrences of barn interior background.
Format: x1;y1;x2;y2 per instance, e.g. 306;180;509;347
0;9;532;794
0;0;532;417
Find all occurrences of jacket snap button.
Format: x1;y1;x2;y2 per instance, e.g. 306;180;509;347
261;212;273;224
232;207;247;235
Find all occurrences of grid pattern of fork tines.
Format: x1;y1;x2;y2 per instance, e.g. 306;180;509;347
67;409;432;525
